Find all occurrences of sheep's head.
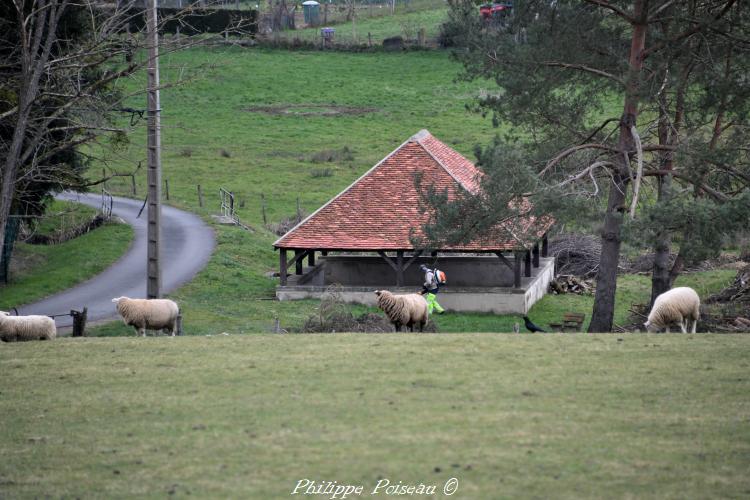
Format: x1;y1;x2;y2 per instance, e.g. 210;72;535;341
644;320;659;333
0;311;9;317
111;297;126;304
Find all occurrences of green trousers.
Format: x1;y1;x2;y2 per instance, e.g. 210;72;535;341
425;293;445;314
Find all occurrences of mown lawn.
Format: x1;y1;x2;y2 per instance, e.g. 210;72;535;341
1;334;749;498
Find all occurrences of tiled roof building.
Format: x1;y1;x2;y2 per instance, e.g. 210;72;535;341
274;130;553;290
274;129;551;253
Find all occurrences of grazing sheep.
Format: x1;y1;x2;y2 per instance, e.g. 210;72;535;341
645;287;701;333
0;311;56;342
112;297;179;336
374;290;428;332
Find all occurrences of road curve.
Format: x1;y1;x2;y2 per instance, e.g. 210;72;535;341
17;192;215;328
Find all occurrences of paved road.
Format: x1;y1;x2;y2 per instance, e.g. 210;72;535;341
17;192;215;328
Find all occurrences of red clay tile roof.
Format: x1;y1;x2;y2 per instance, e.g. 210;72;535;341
274;130;552;252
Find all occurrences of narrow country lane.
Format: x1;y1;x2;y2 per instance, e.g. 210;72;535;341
17;192;215;328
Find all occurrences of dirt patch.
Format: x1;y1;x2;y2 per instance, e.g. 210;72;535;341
245;104;378;117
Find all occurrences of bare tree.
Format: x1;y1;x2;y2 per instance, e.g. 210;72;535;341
0;0;255;280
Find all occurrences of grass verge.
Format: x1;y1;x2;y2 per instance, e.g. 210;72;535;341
1;221;133;310
1;334;749;498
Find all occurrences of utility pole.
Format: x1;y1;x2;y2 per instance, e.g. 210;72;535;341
146;0;162;299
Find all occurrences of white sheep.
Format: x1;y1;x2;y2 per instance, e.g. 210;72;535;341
374;290;429;332
645;287;701;333
0;311;56;342
112;297;180;336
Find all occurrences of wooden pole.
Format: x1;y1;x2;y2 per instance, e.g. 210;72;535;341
261;193;267;225
164;178;170;200
295;249;303;275
131;175;137;195
524;250;532;277
542;233;549;257
146;0;162;299
197;184;203;207
308;250;315;267
396;250;404;286
532;242;540;268
513;252;522;288
71;307;87;337
279;249;287;285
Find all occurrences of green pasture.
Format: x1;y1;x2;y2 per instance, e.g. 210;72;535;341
91;47;506;334
278;6;449;44
1;334;749;498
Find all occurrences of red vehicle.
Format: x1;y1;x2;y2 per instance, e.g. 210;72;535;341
479;2;513;22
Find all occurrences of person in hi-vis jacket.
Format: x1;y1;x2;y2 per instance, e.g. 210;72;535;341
420;264;445;314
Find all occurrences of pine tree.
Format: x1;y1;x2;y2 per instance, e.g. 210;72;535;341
428;0;748;331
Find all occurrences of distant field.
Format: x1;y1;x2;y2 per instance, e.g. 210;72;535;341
1;334;749;498
92;48;501;334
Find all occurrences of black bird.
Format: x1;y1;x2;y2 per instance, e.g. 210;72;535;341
523;316;546;333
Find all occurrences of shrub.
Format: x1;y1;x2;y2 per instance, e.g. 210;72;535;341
310;168;334;178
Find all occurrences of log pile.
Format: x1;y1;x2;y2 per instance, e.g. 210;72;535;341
549;274;595;295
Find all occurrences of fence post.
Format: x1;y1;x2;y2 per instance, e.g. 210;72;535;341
197;184;203;207
261;193;267;225
165;178;170;200
71;307;87;337
131;175;137;195
175;314;183;336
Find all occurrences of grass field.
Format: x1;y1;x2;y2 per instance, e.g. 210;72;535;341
1;209;133;311
1;334;749;498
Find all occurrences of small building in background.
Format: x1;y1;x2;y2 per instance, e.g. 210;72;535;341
273;130;554;314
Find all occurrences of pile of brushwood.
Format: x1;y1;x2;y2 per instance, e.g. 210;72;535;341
300;285;439;333
548;233;603;278
702;265;750;332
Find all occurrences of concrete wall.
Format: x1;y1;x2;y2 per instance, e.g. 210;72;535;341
279;256;555;314
318;255;518;287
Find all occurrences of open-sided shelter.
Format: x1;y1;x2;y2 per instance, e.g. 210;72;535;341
273;130;555;313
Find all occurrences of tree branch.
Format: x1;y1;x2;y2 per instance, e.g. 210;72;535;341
582;0;635;23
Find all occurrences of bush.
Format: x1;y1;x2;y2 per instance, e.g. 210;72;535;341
310;168;334;178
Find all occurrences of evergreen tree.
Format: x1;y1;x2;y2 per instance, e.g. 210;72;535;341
427;0;747;331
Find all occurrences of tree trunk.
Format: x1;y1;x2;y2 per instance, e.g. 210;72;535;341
588;0;648;332
650;174;672;306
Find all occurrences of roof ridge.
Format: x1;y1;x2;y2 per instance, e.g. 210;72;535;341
273;132;425;248
415;134;478;194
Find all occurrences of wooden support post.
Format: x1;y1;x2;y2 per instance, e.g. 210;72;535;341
542;233;549;257
175;314;183;336
71;307;87;337
197;184;203;207
322;251;328;256
279;249;287;285
295;249;304;275
533;242;540;268
308;250;315;267
396;250;404;286
513;252;522;288
164;178;169;200
131;175;137;195
524;250;532;277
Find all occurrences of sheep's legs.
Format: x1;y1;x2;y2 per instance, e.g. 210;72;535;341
679;320;687;334
690;320;697;333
